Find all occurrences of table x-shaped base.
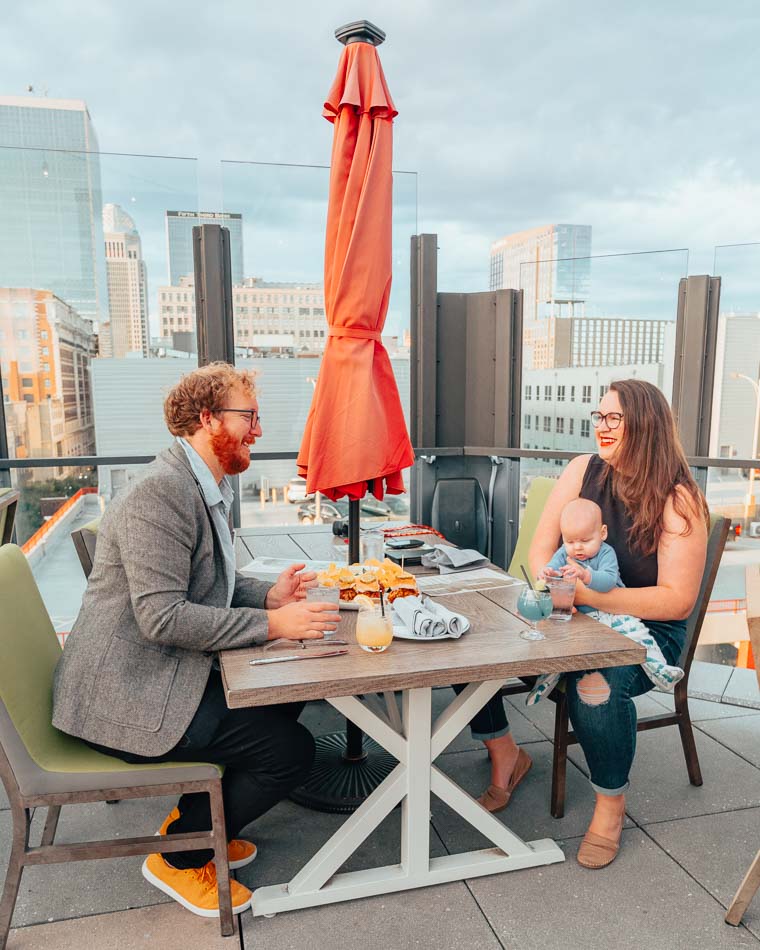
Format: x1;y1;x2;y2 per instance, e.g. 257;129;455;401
252;680;565;917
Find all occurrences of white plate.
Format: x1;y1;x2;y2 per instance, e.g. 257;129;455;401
392;617;470;640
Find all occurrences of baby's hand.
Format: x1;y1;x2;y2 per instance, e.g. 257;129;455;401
541;566;561;580
563;559;591;585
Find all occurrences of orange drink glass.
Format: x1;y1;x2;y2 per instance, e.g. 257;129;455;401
355;604;393;654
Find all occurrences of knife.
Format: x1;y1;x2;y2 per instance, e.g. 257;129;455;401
249;649;348;666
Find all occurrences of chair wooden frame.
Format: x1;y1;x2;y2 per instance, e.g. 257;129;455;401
0;741;235;946
71;523;98;579
0;490;19;546
726;850;760;926
501;515;730;819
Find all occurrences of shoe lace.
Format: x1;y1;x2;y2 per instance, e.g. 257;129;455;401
195;862;218;895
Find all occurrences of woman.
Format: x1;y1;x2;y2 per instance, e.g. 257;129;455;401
462;379;708;869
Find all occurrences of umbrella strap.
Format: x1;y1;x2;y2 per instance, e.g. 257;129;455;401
328;328;382;341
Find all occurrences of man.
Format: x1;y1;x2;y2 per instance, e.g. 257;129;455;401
53;362;340;918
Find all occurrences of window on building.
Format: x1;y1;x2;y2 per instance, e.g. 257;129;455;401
524;414;531;430
544;385;552;401
599;384;608;399
41;331;48;340
581;419;590;438
525;385;532;401
582;385;592;403
543;416;551;433
556;417;564;434
570;385;575;401
557;385;565;402
569;418;574;436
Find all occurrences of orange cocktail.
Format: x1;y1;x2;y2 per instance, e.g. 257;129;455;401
355;604;393;654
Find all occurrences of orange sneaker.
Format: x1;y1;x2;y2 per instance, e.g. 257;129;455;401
157;807;257;870
141;853;252;917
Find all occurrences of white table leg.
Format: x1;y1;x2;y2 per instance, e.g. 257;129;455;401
252;680;564;917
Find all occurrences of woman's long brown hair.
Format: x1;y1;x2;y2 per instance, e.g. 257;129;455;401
599;379;709;556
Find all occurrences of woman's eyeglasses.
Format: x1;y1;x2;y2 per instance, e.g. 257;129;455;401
217;409;260;429
590;411;623;429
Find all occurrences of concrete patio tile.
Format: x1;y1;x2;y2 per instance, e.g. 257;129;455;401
696;717;760;768
723;668;760;709
0;798;175;927
430;742;633;853
649;691;760;722
468;828;759;950
566;728;760;825
688;660;735;701
8;902;237;949
236;799;447;892
242;880;503;950
646;808;760;940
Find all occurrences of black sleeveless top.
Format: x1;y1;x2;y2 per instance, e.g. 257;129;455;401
579;455;658;589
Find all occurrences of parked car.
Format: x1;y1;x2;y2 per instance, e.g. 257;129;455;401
297;496;391;524
286;476;310;504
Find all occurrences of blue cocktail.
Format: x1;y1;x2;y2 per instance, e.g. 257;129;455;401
517;587;553;641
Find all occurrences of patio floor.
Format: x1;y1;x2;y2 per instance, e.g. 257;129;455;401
4;687;759;949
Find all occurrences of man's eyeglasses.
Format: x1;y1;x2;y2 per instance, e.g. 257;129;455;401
590;411;623;430
216;409;261;430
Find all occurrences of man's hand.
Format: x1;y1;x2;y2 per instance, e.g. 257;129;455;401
562;559;591;585
265;563;317;609
267;601;341;641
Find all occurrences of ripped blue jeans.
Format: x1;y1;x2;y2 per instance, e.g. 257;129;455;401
455;619;686;795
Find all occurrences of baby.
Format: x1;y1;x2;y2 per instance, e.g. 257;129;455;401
526;497;684;706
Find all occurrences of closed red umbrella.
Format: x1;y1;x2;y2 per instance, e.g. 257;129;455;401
296;24;414;504
291;22;413;814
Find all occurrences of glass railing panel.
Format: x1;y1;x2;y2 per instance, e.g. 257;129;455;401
702;464;757;668
709;242;760;470
517;247;688;456
221;160;416;529
0;146;199;470
9;463;136;640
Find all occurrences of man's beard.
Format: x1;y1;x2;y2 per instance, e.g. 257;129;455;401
210;426;251;475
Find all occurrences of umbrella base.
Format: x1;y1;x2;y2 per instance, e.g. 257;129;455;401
289;731;397;814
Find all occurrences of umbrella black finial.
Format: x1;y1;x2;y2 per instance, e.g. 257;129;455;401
335;20;386;46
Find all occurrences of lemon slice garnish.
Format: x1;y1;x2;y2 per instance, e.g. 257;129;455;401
352;594;376;610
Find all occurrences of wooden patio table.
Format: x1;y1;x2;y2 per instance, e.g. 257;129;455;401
223;525;645;917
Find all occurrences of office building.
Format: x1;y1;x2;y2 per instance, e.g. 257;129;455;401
166;211;244;285
103;204;149;358
157;276;328;352
0;288;96;470
0;96;107;326
709;312;760;461
490;223;592;323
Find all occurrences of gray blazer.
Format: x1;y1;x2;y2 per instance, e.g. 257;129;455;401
52;443;272;757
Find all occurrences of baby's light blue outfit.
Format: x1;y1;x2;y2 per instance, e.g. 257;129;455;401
527;541;684;705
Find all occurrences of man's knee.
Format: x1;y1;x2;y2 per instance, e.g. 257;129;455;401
576;671;611;706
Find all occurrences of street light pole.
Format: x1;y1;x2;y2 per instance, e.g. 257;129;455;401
731;372;760;526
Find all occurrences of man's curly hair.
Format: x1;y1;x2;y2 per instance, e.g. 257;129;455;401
163;362;257;437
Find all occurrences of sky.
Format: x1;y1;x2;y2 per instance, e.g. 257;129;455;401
3;0;760;332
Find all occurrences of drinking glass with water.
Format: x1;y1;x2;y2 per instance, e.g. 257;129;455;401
517;587;553;641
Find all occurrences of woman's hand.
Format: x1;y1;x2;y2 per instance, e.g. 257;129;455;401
572;577;594;608
265;563;317;609
267;601;341;641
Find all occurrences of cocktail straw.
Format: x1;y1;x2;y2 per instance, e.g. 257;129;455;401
520;564;535;591
379;587;386;617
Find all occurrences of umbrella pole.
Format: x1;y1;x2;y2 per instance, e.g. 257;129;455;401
289;497;397;812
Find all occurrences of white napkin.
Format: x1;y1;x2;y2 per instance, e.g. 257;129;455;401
424;598;467;637
392;595;468;639
421;545;488;573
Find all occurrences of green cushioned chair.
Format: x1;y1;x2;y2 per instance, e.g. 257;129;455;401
70;515;101;579
0;544;235;943
507;477;557;579
0;489;19;546
501;478;730;819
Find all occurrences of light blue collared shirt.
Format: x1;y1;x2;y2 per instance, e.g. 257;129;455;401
178;438;236;608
